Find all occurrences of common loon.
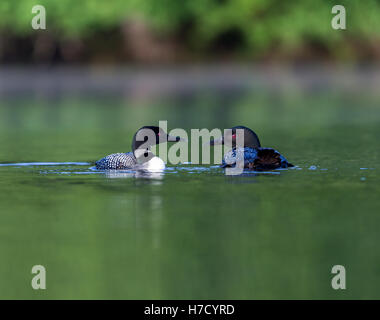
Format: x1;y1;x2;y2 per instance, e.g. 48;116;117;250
95;126;181;171
209;126;293;171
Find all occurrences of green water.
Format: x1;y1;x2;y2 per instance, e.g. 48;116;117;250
0;69;380;299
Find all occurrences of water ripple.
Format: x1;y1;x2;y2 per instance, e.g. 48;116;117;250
0;162;90;167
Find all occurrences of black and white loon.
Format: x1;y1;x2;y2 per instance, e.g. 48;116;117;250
209;126;293;171
95;126;181;171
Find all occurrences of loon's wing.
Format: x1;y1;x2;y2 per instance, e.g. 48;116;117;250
250;148;293;171
222;147;293;171
95;152;137;170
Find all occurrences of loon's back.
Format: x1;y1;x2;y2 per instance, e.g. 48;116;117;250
222;147;293;171
95;152;137;170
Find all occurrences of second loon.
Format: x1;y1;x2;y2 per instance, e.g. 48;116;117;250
209;126;293;171
95;126;181;171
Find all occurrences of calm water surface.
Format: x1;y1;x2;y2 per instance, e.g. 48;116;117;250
0;67;380;299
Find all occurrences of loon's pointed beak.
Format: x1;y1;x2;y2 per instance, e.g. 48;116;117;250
207;136;224;146
167;135;187;142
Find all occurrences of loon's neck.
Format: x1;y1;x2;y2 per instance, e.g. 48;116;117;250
134;148;153;161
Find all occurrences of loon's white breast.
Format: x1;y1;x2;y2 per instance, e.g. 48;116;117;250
139;156;165;171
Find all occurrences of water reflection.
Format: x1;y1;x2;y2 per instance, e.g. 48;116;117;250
0;161;90;167
104;169;164;180
106;181;164;249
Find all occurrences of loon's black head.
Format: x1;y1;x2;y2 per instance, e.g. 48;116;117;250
209;126;261;149
132;126;181;152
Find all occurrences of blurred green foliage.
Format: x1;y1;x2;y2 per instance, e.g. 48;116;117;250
1;0;380;58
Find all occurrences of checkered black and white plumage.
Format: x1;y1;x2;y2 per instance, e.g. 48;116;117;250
95;152;137;170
